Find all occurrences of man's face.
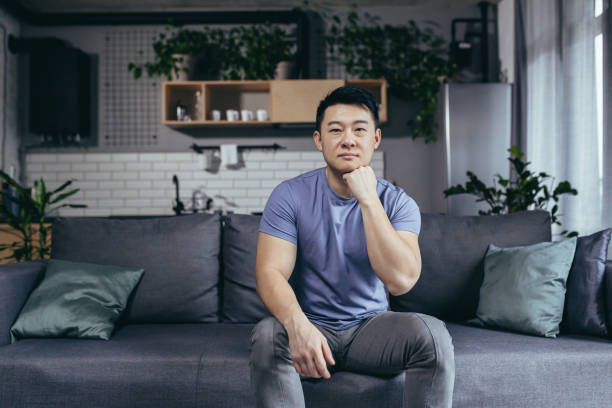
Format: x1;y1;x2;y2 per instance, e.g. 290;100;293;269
313;104;381;174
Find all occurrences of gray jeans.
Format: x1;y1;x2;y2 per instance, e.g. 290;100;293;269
249;311;455;408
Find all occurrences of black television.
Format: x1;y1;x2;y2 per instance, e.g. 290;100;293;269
28;38;91;142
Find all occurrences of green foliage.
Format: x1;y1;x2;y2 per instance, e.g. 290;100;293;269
128;26;226;81
128;23;294;81
224;25;293;80
443;147;579;237
325;8;456;143
0;172;86;262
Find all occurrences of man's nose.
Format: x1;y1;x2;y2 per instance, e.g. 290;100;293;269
340;131;357;147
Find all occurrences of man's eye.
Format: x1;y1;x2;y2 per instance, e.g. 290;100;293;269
330;129;341;133
355;128;366;133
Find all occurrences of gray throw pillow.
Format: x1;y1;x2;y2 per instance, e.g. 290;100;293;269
563;229;612;337
51;214;221;324
10;259;144;342
471;238;577;338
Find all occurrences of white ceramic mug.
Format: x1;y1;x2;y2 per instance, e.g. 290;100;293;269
211;110;221;121
226;109;239;122
241;109;254;121
256;109;268;122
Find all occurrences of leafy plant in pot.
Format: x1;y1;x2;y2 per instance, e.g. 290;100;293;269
324;8;456;143
443;147;579;237
0;171;86;262
224;23;295;80
128;26;226;81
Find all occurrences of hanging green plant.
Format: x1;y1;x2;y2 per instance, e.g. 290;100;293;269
325;9;456;143
443;147;579;237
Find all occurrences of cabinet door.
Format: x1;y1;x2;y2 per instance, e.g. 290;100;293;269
0;224;51;263
269;80;345;123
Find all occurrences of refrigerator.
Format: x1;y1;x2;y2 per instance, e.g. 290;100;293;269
430;83;512;215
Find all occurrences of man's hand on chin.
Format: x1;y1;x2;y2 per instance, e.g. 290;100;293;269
342;166;378;204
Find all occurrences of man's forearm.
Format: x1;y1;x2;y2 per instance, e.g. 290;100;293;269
360;198;420;295
257;271;309;330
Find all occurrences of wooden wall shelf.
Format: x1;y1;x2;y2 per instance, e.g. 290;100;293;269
162;79;387;128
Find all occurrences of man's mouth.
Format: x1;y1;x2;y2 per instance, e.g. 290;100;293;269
338;153;358;158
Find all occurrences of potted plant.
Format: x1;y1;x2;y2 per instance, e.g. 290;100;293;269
0;171;86;262
324;8;456;143
224;23;295;80
129;23;295;82
443;147;579;237
128;26;226;81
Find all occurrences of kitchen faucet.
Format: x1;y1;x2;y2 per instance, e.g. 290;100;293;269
172;175;185;216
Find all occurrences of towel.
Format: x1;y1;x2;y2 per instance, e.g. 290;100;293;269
198;152;208;170
220;144;238;167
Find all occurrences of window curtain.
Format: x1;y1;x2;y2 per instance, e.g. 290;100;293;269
519;0;611;242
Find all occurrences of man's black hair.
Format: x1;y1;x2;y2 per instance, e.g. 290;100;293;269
315;86;379;132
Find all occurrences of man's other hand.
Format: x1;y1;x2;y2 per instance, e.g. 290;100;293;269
286;318;335;379
342;166;378;204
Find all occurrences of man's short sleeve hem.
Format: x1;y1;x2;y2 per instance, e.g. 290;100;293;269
258;228;298;245
391;224;420;236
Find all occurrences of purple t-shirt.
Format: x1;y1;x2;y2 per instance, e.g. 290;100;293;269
259;167;421;330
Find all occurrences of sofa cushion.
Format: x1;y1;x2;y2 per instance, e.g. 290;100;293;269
51;214;221;323
390;210;552;320
0;323;405;408
605;260;612;335
10;259;144;342
221;214;270;323
563;229;611;337
471;238;577;338
447;322;612;408
0;324;211;408
0;261;46;346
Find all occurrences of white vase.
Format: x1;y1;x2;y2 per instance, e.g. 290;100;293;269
171;54;195;81
274;60;295;80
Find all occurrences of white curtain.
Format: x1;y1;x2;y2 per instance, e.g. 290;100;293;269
524;0;610;240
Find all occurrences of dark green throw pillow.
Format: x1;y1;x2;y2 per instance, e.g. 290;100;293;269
471;238;577;338
10;259;144;343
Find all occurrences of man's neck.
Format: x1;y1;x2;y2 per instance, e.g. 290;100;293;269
325;167;352;198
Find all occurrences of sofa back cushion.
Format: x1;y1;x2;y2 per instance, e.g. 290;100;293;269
390;210;552;321
221;214;270;322
51;214;221;324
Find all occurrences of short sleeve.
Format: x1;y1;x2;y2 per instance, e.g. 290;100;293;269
259;181;298;244
390;192;421;235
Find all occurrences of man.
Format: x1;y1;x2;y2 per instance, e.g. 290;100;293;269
250;86;455;407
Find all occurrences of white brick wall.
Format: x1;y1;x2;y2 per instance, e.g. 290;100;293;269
25;151;385;216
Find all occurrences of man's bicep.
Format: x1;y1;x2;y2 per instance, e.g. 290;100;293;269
256;232;297;281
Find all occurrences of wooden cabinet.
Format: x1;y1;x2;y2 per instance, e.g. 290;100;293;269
0;223;51;264
162;79;387;127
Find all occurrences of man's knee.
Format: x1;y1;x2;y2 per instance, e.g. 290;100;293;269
413;313;455;376
250;316;287;370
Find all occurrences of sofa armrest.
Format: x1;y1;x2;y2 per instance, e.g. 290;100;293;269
606;260;612;334
0;261;46;346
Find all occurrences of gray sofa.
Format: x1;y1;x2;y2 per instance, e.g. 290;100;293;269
1;210;611;408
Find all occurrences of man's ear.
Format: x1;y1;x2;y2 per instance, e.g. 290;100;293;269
373;128;382;149
313;130;323;152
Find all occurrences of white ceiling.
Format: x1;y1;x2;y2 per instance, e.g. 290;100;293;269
15;0;500;13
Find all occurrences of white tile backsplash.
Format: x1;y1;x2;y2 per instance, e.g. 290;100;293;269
25;151;384;216
99;163;125;171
